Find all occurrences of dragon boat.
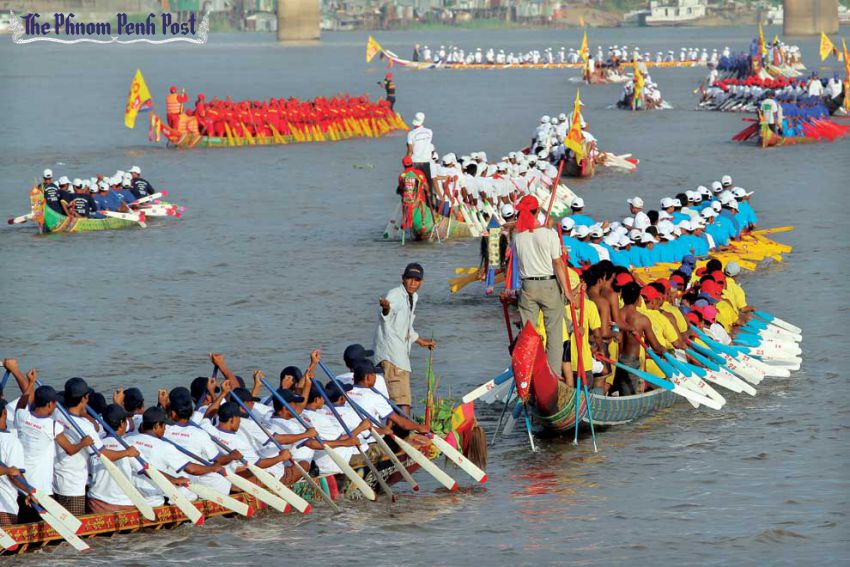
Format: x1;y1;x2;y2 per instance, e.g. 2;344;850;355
28;188;142;234
511;323;679;433
732;119;850;148
1;405;483;555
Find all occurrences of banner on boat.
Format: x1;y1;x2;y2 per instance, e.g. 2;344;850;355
125;69;154;129
366;35;383;63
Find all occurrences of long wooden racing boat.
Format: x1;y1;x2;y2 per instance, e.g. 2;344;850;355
29;188;142;234
512;322;678;433
1;428;475;555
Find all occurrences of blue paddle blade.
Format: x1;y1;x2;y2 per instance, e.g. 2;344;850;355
754;310;775;322
511;400;523;419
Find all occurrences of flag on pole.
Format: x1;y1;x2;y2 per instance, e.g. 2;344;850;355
563;90;585;164
758;22;767;57
366;36;383;63
451;402;475;436
579;31;589;63
843;39;850;113
820;32;835;61
124;69;153;129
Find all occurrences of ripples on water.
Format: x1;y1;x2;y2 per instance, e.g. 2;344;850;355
1;25;848;565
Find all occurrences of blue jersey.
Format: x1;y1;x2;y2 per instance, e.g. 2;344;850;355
105;191;129;211
719;210;740;237
671;212;690;224
569;213;596;227
118;189;137;204
705;222;728;247
716;213;738;240
92;194;108;210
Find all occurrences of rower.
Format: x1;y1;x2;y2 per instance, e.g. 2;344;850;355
568;197;594;227
264;389;319;483
87;404;141;514
14;376;92;522
346;361;429;436
65;179;101;219
126;407;221;506
128;166;154;199
406;112;434;190
335;343;390;397
627;196;650;231
378;73;396;110
301;386;363;475
0;400;24;526
41;170;66;215
612;282;665;396
163;388;242;496
373;263;436;416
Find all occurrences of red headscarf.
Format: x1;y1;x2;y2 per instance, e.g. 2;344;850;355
516;195;539;233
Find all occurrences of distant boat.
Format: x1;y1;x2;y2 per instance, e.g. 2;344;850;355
642;0;707;27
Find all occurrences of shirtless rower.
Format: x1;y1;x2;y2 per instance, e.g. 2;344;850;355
612;282;665;396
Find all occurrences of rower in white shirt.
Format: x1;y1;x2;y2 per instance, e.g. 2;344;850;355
627;197;651;231
406;112;434;186
87;404;142;513
346;361;428;435
0;402;25;524
333;344;390;397
301;388;363;475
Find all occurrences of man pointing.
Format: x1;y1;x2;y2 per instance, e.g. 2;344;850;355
373;263;436;416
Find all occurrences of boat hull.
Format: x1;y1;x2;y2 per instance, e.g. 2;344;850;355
30;187;140;234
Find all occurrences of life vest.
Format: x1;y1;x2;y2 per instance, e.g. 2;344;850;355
177;113;190;135
188;116;200;135
166;93;183;115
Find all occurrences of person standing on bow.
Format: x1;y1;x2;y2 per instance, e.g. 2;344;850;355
373;263;436;417
513;195;573;376
378;73;396;110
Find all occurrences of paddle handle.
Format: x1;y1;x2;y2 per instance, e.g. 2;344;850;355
187;420;248;465
0;370;9;391
195;366;219;411
228;392;289;450
317;362;382;428
594;354;673;392
33;379;100;458
161;437;214;467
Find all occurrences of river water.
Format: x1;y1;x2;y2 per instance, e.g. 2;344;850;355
1;25;848;565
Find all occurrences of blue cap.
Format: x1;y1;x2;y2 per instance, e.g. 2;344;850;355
353;361;379;382
324;381;353;400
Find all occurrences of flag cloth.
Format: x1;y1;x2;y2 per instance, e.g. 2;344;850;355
758;22;767;57
124;69;153;129
820;32;835;61
633;60;645;100
451;402;475;436
579;31;589;63
366;35;383;63
843;39;850;77
563;90;585;163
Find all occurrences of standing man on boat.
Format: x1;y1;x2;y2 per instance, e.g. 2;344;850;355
513;195;572;375
165;86;188;130
378;73;396;110
406;112;434;192
373;263;436;417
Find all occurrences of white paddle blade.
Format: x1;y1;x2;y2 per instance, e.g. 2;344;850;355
40;511;89;551
225;469;291;514
324;445;376;501
392;434;458;492
680;373;726;406
99;454;156;521
30;489;82;533
671;384;723;410
246;463;308;513
0;526;18;551
186;483;252;517
669;375;700;408
462;380;495;404
700;370;744;393
770;316;802;334
145;467;204;525
721;354;765;384
429;435;487;484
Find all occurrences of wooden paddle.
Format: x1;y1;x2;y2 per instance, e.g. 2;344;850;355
11;479;89;552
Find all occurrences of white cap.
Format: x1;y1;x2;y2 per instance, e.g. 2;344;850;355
678;220;692;231
733;186;753;198
558;113;567;121
603;234;620;247
701;208;717;218
696;185;709;195
115;170;125;178
122;176;132;187
619;235;632;247
72;178;83;187
81;179;90;188
589;225;604;238
537;150;549;160
129;166;141;174
627;196;644;208
508;151;517;160
110;175;121;185
561;217;576;231
412;112;425;126
711;181;723;192
658;220;676;233
623;216;634;227
479;152;487;162
659;211;673;221
58;176;70;185
719;191;734;204
541;115;551;123
527;154;538;164
497;162;509;172
672;198;682;207
660;197;675;208
629;229;643;242
711;201;722;212
609;221;622;231
43;169;53;178
442;153;456;165
571;197;585;209
518;164;529;174
536;162;547;171
721;175;732;186
500;204;516;219
98;181;109;191
123;173;133;183
726;200;739;210
575;225;591;238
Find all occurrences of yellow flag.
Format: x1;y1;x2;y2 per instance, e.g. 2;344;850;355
634;60;644;99
579;31;588;63
366;35;383;63
124;69;153;129
563;90;585;164
844;39;850;78
819;32;835;61
758;22;767;56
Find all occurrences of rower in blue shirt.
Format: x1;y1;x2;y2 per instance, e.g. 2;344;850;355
702;210;729;247
560;217;581;267
567;197;595;227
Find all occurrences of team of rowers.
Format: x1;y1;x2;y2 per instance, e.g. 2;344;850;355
716;40;804;78
0;347;425;526
616;73;667;111
38;167;156;219
544;252;758;397
484;174;757;285
410;44;722;66
700;74;845;114
162;88;402;141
